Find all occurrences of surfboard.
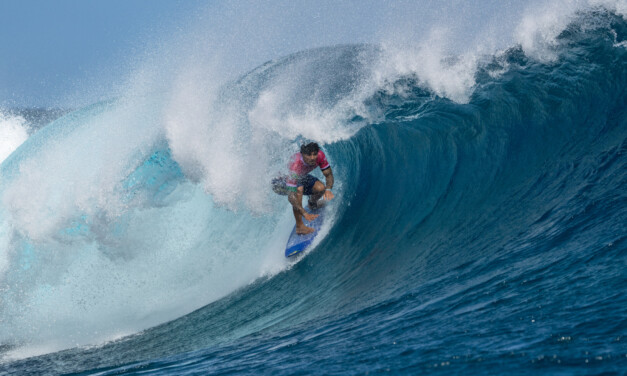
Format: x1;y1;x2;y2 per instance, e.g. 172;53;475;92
285;205;325;257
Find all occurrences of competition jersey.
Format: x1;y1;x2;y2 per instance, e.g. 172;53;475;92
286;151;330;191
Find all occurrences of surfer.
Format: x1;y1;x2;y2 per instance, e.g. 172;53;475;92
272;142;334;235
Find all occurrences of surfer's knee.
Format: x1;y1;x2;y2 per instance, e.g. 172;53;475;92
313;181;325;193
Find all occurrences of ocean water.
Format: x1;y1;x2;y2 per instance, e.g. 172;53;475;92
0;3;626;376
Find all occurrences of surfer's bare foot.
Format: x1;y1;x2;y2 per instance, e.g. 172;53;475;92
296;225;315;235
303;212;319;222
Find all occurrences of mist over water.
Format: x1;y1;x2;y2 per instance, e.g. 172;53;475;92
0;1;626;374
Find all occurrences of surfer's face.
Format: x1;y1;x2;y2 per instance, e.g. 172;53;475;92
303;152;318;166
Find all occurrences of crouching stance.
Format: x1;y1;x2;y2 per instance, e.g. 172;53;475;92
272;142;334;234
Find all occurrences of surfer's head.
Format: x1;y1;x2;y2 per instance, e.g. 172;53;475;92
301;142;320;166
301;142;319;155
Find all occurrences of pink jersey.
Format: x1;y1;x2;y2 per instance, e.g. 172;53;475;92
286;151;330;191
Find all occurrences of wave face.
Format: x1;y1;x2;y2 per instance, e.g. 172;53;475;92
1;7;626;376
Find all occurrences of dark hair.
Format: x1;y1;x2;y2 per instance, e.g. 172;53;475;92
300;142;320;155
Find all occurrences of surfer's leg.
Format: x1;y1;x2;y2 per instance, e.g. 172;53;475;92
290;186;315;234
300;175;324;209
308;180;326;209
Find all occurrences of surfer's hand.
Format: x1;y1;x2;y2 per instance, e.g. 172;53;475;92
323;189;334;201
303;212;319;222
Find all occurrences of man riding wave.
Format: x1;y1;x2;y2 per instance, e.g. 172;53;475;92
272;142;334;234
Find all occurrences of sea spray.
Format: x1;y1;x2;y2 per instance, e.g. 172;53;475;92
0;111;29;165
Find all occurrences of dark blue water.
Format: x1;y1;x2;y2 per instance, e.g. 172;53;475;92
1;9;626;376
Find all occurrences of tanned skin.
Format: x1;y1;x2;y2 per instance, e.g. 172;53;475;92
287;152;334;235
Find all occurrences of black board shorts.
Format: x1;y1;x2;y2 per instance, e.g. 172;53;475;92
271;174;320;196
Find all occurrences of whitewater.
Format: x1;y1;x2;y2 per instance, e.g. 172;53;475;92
1;1;626;375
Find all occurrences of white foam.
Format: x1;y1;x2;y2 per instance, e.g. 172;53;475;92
515;0;627;61
375;28;479;104
248;89;366;143
591;0;627;18
0;111;29;165
514;0;582;61
164;64;272;212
